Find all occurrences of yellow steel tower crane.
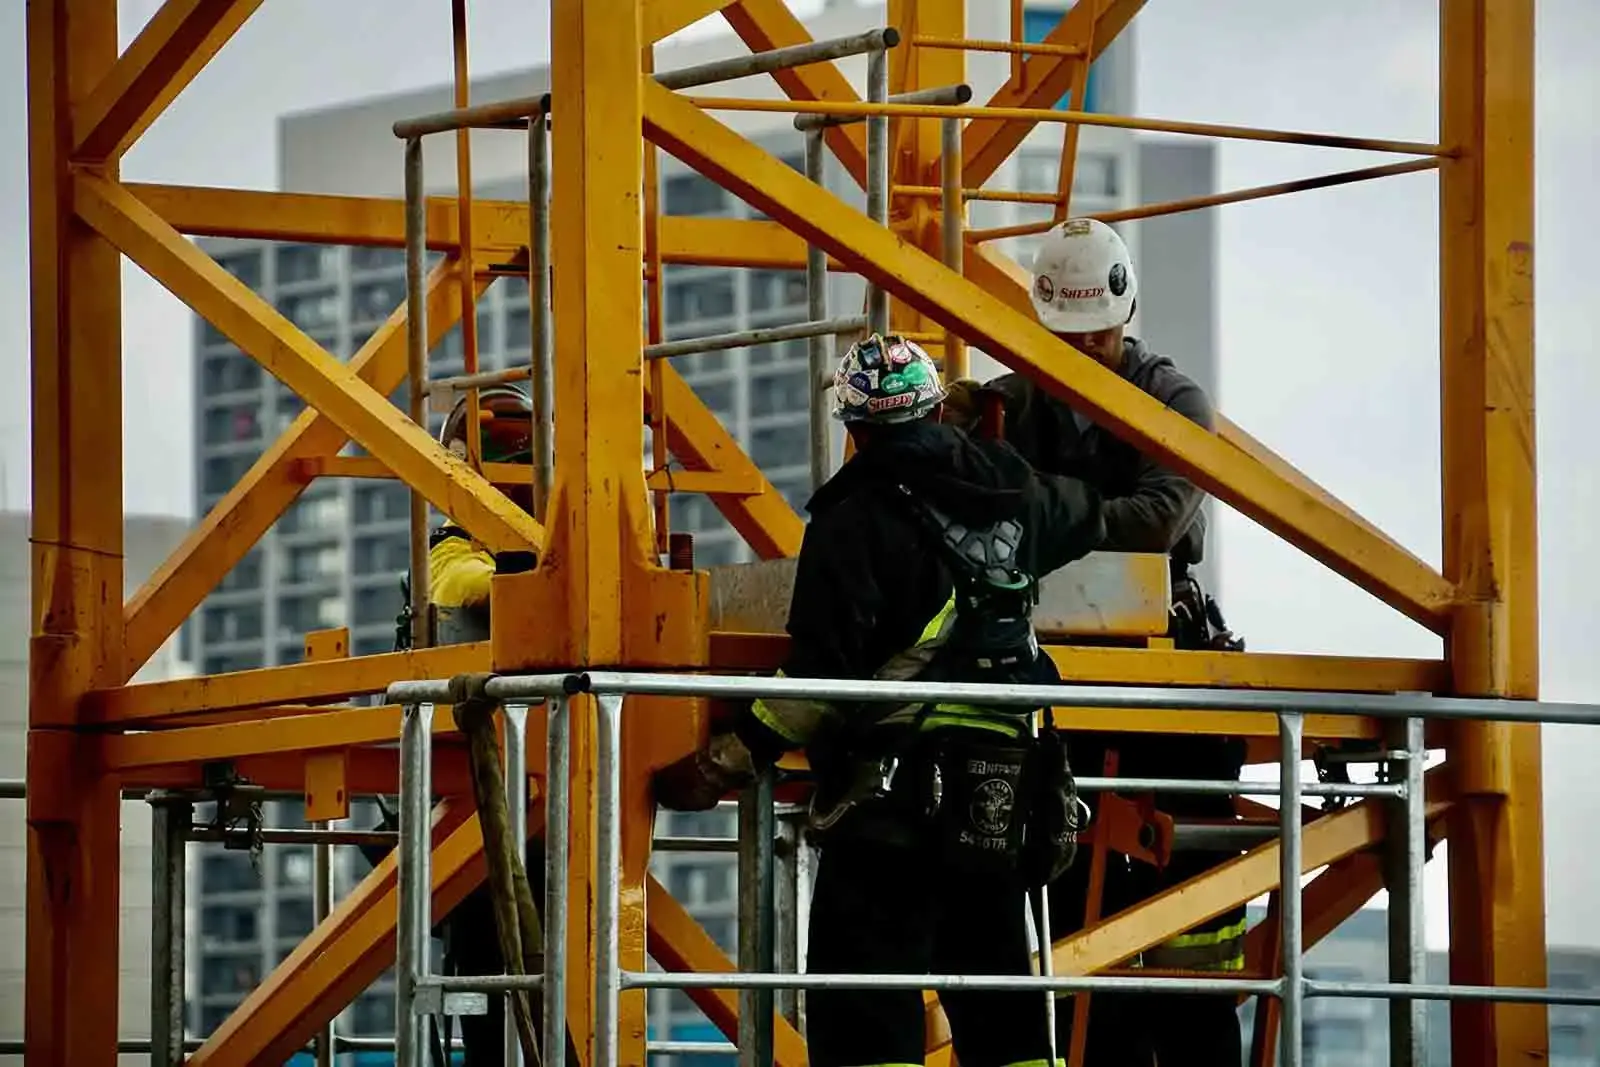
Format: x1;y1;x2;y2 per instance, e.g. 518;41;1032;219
25;0;1546;1065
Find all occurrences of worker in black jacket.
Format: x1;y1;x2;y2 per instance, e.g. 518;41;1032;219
654;333;1106;1067
947;218;1247;1066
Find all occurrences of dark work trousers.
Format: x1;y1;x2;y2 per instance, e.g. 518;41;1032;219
1048;732;1246;1067
805;833;1053;1067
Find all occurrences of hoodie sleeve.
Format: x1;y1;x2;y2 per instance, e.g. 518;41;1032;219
1019;464;1107;578
1101;370;1214;553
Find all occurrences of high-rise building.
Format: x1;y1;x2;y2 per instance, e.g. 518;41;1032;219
0;512;192;1065
187;3;1217;1057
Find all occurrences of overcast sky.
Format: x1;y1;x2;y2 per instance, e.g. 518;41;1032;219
1;1;1597;948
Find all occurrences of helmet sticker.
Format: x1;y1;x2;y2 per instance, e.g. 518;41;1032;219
1061;219;1093;236
1108;263;1128;297
1034;274;1055;303
879;372;909;395
867;392;915;413
849;371;875;392
900;362;929;385
838;382;869;407
1058;286;1106;301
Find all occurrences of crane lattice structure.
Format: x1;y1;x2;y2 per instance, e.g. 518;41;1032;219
25;1;1542;1065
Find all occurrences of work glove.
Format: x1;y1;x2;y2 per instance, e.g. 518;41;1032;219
941;377;986;433
652;731;758;812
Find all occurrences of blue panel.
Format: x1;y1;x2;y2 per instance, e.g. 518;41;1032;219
1021;7;1101;113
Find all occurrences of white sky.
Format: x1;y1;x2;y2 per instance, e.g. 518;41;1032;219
1;0;1597;949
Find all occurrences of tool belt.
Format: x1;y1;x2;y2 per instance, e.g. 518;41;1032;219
810;714;1081;887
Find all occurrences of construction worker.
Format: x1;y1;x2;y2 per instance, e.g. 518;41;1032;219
369;384;542;1067
947;218;1247;1065
653;334;1105;1067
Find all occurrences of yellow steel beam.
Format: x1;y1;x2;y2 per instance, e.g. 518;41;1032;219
961;0;1146;187
642;84;1459;632
1439;0;1546;1062
130;182;528;253
711;632;1447;693
82;642;490;724
96;704;462;771
963;240;1437;567
72;0;263;162
1050;786;1450;977
926;776;1454;1053
646;875;809;1067
132;182;849;273
75;174;540;555
119;255;480;680
26;3;124;1063
721;0;869;185
188;800;485;1066
650;363;806;558
645;0;738;42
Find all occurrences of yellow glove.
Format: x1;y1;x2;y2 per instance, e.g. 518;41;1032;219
942;377;986;432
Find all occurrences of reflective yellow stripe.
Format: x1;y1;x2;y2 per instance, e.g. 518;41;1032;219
750;670;832;745
1140;918;1248;971
1163;917;1247;949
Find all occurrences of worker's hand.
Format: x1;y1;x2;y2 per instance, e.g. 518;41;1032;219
652;731;757;812
941;378;986;432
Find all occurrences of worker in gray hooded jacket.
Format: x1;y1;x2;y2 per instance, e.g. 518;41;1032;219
945;218;1247;1066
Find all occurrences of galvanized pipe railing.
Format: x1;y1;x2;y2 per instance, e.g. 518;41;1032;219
386;669;1600;1067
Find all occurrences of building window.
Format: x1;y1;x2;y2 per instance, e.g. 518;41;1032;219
283;541;343;585
200;903;259;945
750;422;808;469
202;651;263;675
438;310;500;361
202;402;262;446
277;245;340;285
691;378;736;416
351;993;397;1035
277;848;314;887
669;494;712;532
220;550;264;592
281;492;348;535
666;273;736;323
1017;150;1119;202
201;352;262;395
279;592;347;635
505;306;532;351
355;585;402;627
747;270;807;313
748;338;807;366
203;603;264;644
351;246;407;273
277;896;315;940
215;250;264;289
276;289;342;333
353;483;409;525
665;862;734;907
354;532;410;576
664;173;728;216
1021;9;1102;113
771;475;812;513
200;952;262;995
351;277;407;324
749;369;808;418
202;454;256;496
201;851;262;894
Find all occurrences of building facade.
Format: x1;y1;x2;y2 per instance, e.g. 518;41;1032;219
187;3;1218;1058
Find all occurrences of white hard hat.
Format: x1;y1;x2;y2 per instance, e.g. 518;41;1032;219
1029;218;1137;334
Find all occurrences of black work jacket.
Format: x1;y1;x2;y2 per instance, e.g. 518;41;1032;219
982;338;1214;568
736;419;1104;760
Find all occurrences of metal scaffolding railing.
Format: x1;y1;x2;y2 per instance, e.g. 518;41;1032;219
382;671;1600;1067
